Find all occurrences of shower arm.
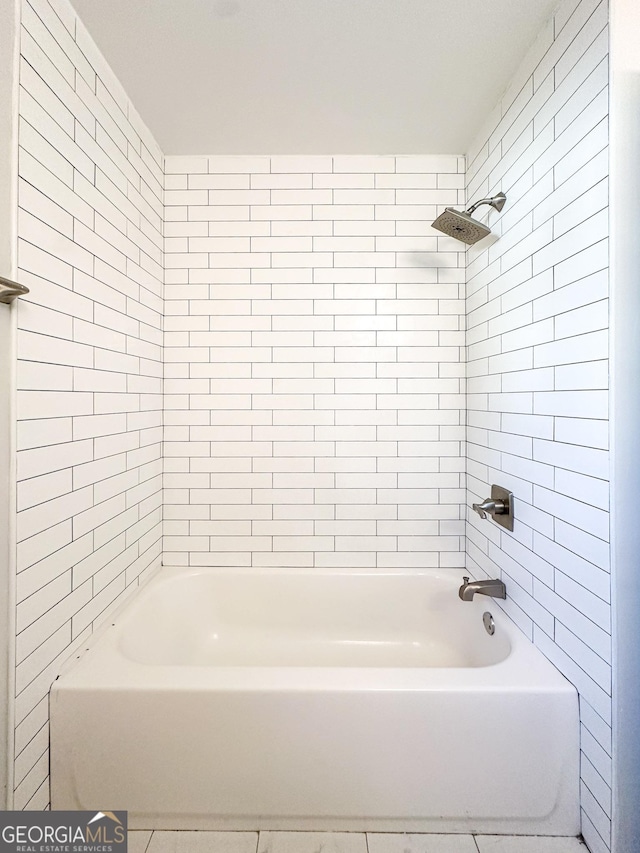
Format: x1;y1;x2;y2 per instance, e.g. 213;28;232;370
465;192;507;216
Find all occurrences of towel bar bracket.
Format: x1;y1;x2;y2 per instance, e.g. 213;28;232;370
0;275;30;304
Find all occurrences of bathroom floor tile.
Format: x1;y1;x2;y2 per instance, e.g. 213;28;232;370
147;831;259;853
474;836;586;853
258;831;367;853
367;833;479;853
128;831;152;853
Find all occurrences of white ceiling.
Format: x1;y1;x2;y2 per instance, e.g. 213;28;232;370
69;0;558;155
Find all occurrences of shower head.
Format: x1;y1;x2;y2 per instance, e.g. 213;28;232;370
431;208;491;245
431;191;507;245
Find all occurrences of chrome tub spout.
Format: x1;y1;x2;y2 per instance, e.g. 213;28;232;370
459;576;507;601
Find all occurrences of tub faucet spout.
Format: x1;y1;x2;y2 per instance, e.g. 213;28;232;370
458;576;506;601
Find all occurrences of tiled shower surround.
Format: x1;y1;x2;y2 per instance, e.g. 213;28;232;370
163;154;467;569
9;0;611;849
14;0;163;809
464;0;610;850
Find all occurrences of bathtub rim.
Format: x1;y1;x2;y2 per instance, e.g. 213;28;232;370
54;563;577;696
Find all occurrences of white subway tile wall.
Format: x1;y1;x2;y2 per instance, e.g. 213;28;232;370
162;155;467;571
6;0;614;848
14;0;163;808
465;0;610;850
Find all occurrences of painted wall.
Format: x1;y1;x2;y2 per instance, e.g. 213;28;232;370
162;155;467;571
609;0;640;849
464;0;611;850
12;0;163;808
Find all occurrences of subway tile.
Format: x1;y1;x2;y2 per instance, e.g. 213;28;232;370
17;467;73;512
333;155;395;173
466;6;612;844
21;32;93;134
535;534;609;603
554;112;608;191
188;204;251;222
533;438;608;479
535;625;611;725
165;156;208;174
534;329;608;368
556;622;611;692
533;209;608;274
534;389;607;419
19;116;74;190
556;55;608;138
313;203;374;221
555;299;608;340
581;722;613;784
534;484;608;541
556;359;608;391
15;0;165;803
19;71;73;149
536;90;607;183
396;155;460;173
533;268;607;321
554;416;609;450
15;579;92;665
252;173;311;190
208;155;270;173
14;3;612;837
581;704;612;766
555;467;609;509
580;811;610;853
579;784;611;850
581;751;612;819
272;220;333;237
555;176;608;241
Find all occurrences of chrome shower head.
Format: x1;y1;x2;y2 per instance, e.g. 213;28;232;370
431;208;491;245
431;192;506;245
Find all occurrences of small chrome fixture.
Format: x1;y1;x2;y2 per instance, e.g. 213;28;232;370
431;191;507;245
459;577;507;602
0;275;29;304
472;484;514;531
483;611;496;635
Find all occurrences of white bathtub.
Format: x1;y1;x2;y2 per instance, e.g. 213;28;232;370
50;566;579;835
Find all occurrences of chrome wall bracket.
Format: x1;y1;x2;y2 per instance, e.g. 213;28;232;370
472;484;514;531
0;275;29;304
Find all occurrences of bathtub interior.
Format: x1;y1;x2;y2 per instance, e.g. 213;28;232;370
117;568;512;668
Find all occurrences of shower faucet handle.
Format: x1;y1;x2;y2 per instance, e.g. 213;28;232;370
471;485;514;532
471;502;487;519
471;498;505;518
472;498;505;518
